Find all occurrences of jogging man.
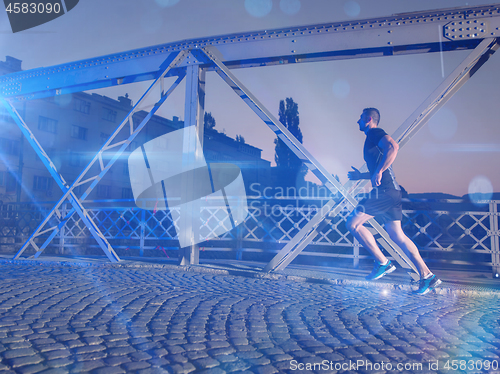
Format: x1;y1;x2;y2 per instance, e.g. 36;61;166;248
345;108;441;295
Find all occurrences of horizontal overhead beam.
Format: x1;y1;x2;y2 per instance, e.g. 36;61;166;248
1;3;499;101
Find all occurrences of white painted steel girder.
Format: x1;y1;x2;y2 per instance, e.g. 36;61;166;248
1;4;499;101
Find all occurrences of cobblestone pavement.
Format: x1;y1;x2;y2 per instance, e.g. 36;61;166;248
0;263;499;374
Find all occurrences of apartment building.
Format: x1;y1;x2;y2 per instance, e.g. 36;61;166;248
0;56;271;206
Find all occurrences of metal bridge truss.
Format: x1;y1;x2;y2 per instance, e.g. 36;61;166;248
1;4;499;276
1;199;498;273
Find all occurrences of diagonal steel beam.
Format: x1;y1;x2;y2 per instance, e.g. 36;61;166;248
34;72;187;260
7;50;190;260
262;37;499;275
194;47;419;278
392;37;499;147
1;98;121;262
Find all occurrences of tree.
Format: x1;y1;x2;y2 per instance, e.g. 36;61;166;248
204;112;216;131
274;98;306;187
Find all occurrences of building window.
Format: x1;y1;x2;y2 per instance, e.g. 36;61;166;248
121;188;134;200
0;138;20;156
0;106;14;123
102;108;117;122
97;185;111;199
6;172;17;192
38;116;58;133
100;132;110;145
33;175;53;191
71;125;88;140
69;152;84;167
43;96;58;104
74;98;91;114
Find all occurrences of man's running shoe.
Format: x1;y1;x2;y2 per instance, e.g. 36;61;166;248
413;274;442;295
365;260;396;280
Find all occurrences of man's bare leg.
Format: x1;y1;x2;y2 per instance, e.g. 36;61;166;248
345;211;387;264
384;220;431;278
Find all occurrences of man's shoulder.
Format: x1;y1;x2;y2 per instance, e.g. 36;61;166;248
367;127;387;135
366;127;388;143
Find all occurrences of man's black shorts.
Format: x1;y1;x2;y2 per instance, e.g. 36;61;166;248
355;188;403;222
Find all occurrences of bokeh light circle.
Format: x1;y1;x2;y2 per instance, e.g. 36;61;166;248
280;0;301;15
468;175;493;204
428;107;458;140
155;0;180;7
245;0;272;17
344;1;360;17
332;79;350;98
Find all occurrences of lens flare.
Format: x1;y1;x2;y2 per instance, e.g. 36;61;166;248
155;0;180;7
245;0;272;18
332;79;350;98
344;1;360;17
468;175;493;205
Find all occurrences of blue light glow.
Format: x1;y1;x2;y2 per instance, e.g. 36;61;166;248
332;79;350;99
468;175;493;205
245;0;272;18
344;1;361;17
155;0;180;7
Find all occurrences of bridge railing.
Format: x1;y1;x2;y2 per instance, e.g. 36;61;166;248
1;198;498;273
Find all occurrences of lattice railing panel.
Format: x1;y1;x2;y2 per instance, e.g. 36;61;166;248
402;209;493;252
1;200;499;262
143;209;178;240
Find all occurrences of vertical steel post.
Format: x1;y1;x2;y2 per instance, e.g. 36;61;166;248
179;63;206;265
140;208;146;257
490;201;500;277
236;224;243;261
58;202;67;255
353;238;360;269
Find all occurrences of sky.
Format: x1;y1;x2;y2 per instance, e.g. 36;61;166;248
1;0;499;197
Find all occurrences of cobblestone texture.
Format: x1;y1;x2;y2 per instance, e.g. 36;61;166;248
0;263;498;373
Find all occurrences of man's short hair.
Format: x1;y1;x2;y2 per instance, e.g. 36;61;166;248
363;108;380;126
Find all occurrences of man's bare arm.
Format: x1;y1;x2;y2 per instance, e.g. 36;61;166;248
348;166;370;180
372;135;399;186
